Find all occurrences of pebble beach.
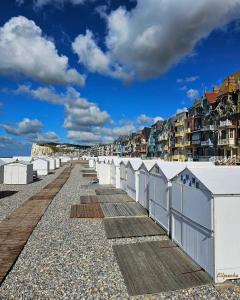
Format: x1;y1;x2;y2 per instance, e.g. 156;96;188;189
0;164;240;299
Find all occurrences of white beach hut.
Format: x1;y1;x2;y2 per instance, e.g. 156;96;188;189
47;158;56;170
98;161;111;184
3;161;33;184
120;160;129;191
12;156;32;162
149;162;188;233
60;156;71;164
171;166;240;283
89;157;95;168
126;159;143;200
32;158;50;176
136;160;159;210
55;157;61;168
0;159;5;183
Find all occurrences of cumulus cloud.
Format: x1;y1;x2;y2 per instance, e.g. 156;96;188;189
73;0;240;81
137;114;163;125
186;88;199;100
176;107;188;115
2;118;43;136
72;30;131;81
11;85;163;144
0;16;85;86
35;131;60;143
1;117;60;144
153;116;164;123
64;102;111;131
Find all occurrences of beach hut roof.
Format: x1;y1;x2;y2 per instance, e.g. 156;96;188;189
185;166;240;195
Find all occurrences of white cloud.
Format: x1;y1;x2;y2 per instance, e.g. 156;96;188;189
16;0;87;8
2;118;43;136
1;117;60;144
177;76;199;84
64;99;111;130
185;76;200;82
137;114;152;124
72;30;131;81
186;88;199;100
137;114;163;125
74;0;240;81
35;131;60;143
180;85;188;91
153;116;164;123
176;107;188;115
0;16;85;86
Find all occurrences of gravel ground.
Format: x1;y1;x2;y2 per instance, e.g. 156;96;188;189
0;164;240;299
0;166;66;221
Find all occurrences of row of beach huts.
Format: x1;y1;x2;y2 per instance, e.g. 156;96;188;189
88;156;240;284
0;156;73;184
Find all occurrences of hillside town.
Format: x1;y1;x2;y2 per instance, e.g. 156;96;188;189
91;72;240;163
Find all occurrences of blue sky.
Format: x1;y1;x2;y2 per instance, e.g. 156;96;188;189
0;0;240;156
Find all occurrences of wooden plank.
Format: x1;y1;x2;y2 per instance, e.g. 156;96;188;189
113;241;212;296
82;173;97;178
80;194;134;204
95;188;127;195
103;217;166;239
0;167;72;285
70;204;104;218
101;203;148;218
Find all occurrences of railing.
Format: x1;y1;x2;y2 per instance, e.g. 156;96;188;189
219;119;233;127
175;122;183;127
175;131;184;137
158;135;168;141
218;139;235;146
164;145;169;151
185;128;191;134
192;140;201;145
184;141;191;147
175;143;183;148
172;155;186;161
201;140;213;146
201;125;216;131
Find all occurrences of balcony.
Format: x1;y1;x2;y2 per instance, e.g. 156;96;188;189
184;141;191;147
172;155;186;161
164;145;169;151
175;131;184;137
185;128;191;134
202;125;216;131
219;120;233;127
158;135;168;141
201;140;213;146
175;121;183;127
175;143;183;148
192;140;201;145
218;138;235;146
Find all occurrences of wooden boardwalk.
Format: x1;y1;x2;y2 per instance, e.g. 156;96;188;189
95;188;127;195
113;240;212;296
100;202;148;218
0;166;72;285
70;203;104;218
80;194;134;204
104;217;166;239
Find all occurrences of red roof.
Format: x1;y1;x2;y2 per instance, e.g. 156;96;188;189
205;92;218;104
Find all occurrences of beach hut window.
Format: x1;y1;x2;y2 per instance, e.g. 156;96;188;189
196;182;199;189
192;177;195;184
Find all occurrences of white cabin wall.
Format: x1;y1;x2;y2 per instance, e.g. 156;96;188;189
214;196;240;283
